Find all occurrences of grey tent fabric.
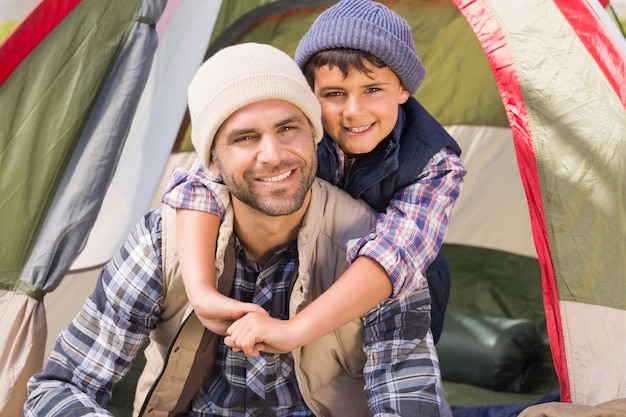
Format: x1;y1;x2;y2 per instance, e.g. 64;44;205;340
0;1;167;415
19;0;167;293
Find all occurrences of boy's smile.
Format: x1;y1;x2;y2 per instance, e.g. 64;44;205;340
313;63;410;156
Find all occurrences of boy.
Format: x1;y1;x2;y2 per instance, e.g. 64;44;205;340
163;0;466;354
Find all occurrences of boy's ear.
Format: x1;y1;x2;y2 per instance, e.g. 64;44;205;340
398;87;411;104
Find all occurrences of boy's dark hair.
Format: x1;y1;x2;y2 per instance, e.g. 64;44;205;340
295;0;425;94
303;48;401;90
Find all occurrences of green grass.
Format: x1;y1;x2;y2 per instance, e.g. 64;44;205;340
107;344;147;416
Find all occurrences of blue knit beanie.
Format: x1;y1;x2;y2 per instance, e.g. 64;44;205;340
295;0;425;94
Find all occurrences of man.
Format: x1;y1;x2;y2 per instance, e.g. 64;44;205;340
25;43;449;416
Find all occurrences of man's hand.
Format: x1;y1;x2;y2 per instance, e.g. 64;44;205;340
224;313;302;356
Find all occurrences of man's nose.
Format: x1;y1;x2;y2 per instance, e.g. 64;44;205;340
257;134;285;163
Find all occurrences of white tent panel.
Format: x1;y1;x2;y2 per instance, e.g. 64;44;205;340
445;125;536;258
560;301;626;405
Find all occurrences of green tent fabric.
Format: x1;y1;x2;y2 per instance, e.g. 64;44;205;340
1;1;626;415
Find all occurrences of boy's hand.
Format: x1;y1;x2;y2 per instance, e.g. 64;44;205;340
192;293;267;335
224;313;301;356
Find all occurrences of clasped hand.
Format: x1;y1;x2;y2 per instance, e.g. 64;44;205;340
224;312;301;357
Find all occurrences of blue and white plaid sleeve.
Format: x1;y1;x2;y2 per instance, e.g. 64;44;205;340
24;210;165;416
363;288;452;417
161;158;228;217
348;148;466;298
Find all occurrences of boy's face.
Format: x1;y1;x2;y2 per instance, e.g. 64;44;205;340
312;63;410;156
212;99;317;217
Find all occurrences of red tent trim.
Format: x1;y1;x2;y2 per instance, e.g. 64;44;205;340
452;0;571;402
0;0;82;85
555;0;626;106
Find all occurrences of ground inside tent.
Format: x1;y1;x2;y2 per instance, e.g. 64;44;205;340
105;243;560;417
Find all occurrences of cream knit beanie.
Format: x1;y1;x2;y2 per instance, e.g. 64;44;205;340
188;42;323;168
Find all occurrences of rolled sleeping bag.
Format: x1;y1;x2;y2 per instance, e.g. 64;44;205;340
436;310;545;392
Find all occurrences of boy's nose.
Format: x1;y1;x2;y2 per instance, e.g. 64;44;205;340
343;95;365;116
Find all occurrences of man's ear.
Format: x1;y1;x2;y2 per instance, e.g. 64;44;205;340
209;160;221;176
208;147;222;176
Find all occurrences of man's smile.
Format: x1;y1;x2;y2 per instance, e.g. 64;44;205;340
258;170;294;183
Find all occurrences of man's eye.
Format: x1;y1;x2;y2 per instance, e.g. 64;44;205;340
233;135;253;143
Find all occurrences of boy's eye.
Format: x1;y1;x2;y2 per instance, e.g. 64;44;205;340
324;91;344;97
365;87;381;93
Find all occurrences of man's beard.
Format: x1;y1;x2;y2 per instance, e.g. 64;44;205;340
217;157;317;217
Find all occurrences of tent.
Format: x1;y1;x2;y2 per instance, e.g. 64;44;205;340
1;0;625;415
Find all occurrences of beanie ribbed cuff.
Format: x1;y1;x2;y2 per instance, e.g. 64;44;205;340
191;73;322;168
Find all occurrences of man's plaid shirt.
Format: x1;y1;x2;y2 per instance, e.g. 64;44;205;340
25;209;450;416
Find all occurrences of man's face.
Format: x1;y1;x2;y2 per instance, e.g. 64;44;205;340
313;63;410;157
212;99;318;216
